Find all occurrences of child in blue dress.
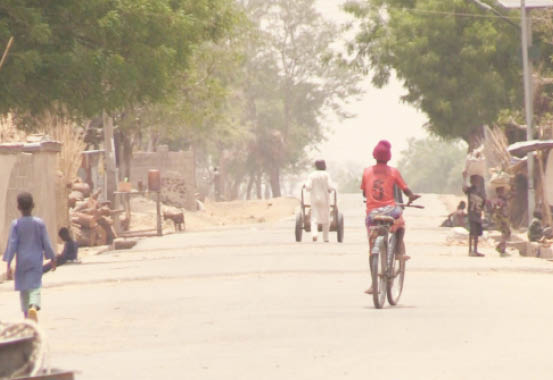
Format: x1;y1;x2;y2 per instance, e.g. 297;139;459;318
3;192;56;322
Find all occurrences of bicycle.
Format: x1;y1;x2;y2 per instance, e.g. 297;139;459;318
368;203;423;309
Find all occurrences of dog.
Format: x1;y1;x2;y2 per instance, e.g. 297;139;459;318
163;209;185;231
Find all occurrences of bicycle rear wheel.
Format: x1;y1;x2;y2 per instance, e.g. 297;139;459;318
387;236;405;306
371;236;388;309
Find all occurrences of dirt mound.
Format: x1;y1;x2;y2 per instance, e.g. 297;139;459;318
187;198;298;231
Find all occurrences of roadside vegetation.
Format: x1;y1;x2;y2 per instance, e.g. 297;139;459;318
0;0;360;200
345;1;553;147
2;1;553;198
397;137;467;195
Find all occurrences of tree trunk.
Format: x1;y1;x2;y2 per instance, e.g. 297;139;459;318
466;126;485;152
246;174;255;200
269;166;281;198
255;173;262;199
122;133;132;180
229;176;243;201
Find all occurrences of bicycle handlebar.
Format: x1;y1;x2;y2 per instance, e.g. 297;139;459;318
362;199;425;209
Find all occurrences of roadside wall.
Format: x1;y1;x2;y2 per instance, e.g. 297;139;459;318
130;145;196;210
0;142;61;251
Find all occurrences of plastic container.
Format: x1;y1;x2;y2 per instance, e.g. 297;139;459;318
148;170;161;192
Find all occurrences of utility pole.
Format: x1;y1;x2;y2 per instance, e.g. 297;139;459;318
102;111;118;205
521;0;535;223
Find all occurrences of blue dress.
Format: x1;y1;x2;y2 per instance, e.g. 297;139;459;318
3;217;55;291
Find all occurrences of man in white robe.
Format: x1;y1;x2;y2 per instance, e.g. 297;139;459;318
305;160;335;242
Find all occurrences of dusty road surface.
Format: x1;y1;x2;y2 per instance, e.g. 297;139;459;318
2;194;553;380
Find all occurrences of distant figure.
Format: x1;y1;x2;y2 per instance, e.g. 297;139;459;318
528;210;544;242
488;186;511;257
463;173;486;257
305;159;335;242
213;167;223;202
43;227;79;273
3;192;56;322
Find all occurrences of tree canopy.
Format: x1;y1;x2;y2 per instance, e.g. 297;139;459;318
236;0;362;196
345;0;526;143
0;0;238;118
397;136;466;194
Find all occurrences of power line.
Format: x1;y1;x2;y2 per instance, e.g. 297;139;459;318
379;4;550;23
375;4;553;45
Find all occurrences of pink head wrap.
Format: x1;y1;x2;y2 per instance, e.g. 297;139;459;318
373;140;392;163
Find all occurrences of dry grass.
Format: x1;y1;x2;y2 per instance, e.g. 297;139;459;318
0;114;85;185
40;113;86;186
481;126;512;172
0;114;25;142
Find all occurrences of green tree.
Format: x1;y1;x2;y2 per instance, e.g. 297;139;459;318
397;137;467;194
0;0;237;119
327;161;365;193
239;0;362;197
345;0;526;144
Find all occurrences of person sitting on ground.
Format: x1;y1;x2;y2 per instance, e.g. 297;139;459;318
361;140;420;294
488;186;511;257
43;227;78;273
528;210;544;243
463;172;486;257
443;201;467;227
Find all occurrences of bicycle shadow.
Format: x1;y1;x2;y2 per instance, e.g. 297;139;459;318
363;304;417;311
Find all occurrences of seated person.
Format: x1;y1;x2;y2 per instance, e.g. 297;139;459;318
528;211;544;242
441;201;467;227
43;227;79;273
450;201;467;227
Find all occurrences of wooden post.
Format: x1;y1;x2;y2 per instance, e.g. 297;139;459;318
102;111;118;205
156;191;162;236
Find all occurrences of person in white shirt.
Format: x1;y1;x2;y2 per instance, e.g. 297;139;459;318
304;160;335;242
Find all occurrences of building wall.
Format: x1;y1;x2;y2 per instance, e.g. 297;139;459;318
130;145;196;210
0;143;61;251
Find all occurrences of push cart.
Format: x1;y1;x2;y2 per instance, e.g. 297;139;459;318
295;187;344;243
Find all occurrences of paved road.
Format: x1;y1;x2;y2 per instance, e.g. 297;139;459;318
2;194;553;379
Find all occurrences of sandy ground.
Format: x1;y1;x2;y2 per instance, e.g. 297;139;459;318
440;193;465;213
128;196;298;233
2;194;553;379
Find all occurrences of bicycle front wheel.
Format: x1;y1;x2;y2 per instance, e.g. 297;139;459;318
371;236;388;309
387;236;405;306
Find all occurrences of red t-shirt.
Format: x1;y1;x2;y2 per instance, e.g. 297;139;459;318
361;164;408;213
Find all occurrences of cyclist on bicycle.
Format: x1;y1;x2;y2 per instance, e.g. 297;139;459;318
361;140;420;294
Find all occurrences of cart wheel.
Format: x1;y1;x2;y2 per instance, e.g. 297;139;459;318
295;211;304;242
337;212;344;243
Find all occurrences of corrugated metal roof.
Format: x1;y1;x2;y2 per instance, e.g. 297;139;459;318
508;140;553;156
497;0;553;8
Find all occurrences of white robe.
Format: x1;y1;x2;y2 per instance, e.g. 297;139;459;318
306;171;334;224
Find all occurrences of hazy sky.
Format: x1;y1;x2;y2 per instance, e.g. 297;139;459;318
314;0;429;167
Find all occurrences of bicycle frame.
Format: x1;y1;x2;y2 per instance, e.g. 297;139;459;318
370;223;397;276
367;202;423;308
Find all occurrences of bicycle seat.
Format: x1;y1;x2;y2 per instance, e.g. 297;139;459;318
372;215;395;224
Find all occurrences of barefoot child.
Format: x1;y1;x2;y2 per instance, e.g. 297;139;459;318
488;186;511;257
3;192;56;322
463;174;486;257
